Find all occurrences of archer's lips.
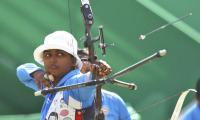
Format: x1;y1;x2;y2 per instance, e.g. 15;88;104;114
49;65;59;70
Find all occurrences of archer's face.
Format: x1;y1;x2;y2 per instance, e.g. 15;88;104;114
43;49;75;81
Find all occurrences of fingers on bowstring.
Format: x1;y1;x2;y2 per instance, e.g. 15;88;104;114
41;74;53;88
81;61;91;73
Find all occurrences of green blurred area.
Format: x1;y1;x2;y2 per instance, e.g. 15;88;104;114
0;0;200;119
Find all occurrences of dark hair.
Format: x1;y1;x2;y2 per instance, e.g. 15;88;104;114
77;48;88;60
77;48;97;61
196;79;200;98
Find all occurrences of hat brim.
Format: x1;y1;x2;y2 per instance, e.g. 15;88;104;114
33;44;82;69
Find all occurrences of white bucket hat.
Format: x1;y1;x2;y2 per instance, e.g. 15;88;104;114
33;31;82;68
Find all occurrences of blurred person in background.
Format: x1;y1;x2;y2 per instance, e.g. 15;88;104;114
180;78;200;120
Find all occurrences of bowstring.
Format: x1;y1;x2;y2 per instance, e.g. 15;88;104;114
135;92;182;114
67;0;73;34
133;90;198;116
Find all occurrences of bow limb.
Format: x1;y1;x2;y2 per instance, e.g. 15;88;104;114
80;0;104;119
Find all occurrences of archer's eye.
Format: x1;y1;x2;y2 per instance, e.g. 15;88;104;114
57;52;64;57
43;52;51;58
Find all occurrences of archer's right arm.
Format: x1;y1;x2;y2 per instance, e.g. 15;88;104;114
16;63;43;91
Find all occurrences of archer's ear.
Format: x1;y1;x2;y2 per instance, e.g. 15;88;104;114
72;57;77;68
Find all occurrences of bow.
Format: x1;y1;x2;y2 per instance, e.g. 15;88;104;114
80;0;105;119
34;1;168;119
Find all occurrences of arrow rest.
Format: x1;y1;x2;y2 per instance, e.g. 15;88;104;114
81;25;112;56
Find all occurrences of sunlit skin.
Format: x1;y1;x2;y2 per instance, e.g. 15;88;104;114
42;49;76;85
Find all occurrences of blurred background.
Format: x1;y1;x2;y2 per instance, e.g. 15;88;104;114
0;0;200;119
